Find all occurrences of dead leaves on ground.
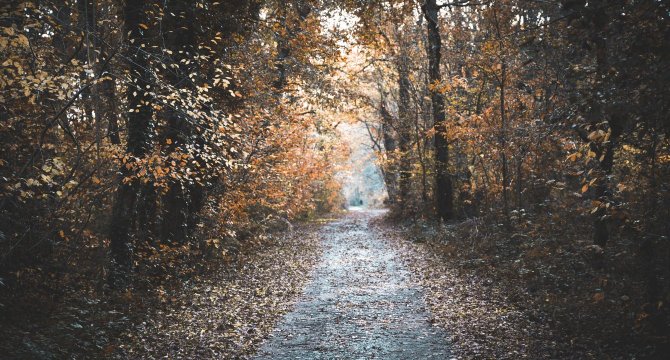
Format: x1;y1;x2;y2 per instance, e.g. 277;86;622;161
377;218;660;359
114;227;322;359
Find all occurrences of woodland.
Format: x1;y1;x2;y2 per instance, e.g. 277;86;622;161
0;0;669;358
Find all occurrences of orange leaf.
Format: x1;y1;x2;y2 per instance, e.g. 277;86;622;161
593;292;605;303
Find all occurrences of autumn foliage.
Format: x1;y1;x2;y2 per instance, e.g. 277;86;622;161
1;0;669;358
345;0;669;354
0;0;344;289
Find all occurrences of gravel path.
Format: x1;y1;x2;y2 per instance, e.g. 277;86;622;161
252;209;451;359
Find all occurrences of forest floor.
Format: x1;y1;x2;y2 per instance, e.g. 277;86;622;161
378;213;667;359
0;216;328;359
2;209;667;359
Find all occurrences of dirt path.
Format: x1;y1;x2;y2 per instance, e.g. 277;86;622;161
252;209;450;359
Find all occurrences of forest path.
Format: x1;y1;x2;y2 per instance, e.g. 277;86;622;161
252;209;450;359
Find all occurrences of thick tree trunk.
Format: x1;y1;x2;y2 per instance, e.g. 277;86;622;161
423;0;453;220
592;119;621;246
588;0;618;247
108;0;155;283
160;0;196;245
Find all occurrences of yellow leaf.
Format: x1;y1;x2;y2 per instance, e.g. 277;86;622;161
17;34;29;47
587;130;603;141
566;152;581;162
581;184;589;193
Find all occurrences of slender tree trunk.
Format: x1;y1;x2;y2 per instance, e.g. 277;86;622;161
500;63;511;228
397;49;412;208
515;153;524;210
77;0;96;128
415;107;428;203
99;75;120;144
380;104;399;204
423;0;453;220
92;0;120;145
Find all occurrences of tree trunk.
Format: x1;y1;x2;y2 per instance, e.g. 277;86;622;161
500;63;511;228
415;106;428;203
99;75;120;145
380;104;399;204
76;0;96;129
423;0;453;220
108;0;155;283
160;0;197;245
91;0;120;145
588;0;618;247
397;48;412;208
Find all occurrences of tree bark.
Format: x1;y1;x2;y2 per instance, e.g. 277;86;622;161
91;0;120;145
588;0;619;247
422;0;453;220
380;104;399;204
160;0;197;245
76;0;96;128
108;0;155;283
397;48;412;207
500;62;511;228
